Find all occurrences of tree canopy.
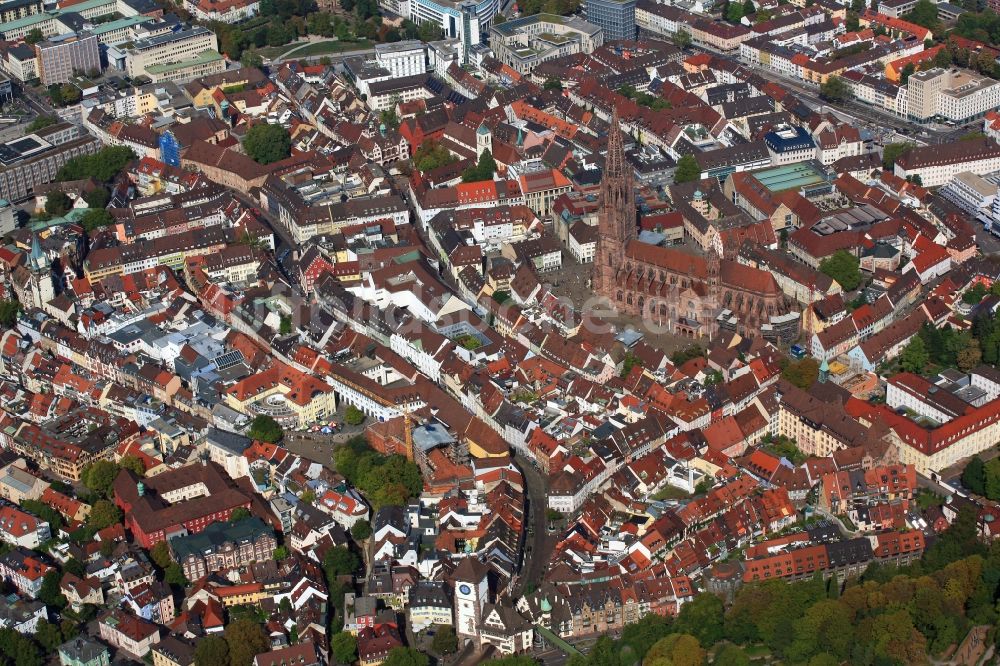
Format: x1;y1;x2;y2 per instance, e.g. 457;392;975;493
330;632;357;664
567;510;1000;664
248;414;283;443
820;75;850;102
333;436;422;509
44;192;72;217
781;358;820;390
673;154;701;184
57;147;135;182
882;142;914;171
462;149;497;183
243;123;291;165
413;140;456;173
819;250;861;291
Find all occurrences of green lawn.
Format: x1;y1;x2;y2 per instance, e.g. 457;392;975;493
268;39;373;60
653;485;691;501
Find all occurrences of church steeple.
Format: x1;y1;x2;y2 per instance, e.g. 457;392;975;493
593;106;637;299
600;106;635;245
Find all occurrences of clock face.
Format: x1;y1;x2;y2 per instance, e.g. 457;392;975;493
459;584;472;596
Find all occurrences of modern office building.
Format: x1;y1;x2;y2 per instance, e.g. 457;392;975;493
907;67;1000;124
408;0;495;46
584;0;635;41
374;40;426;78
0;123;100;202
35;31;100;85
490;13;603;74
124;25;219;80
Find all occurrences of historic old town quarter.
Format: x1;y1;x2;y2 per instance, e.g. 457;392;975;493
0;0;998;662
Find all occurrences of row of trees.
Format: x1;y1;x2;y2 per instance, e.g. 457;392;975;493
898;308;1000;375
57;146;135;182
961;455;1000;499
568;508;1000;665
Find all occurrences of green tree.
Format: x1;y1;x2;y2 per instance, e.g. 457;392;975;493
274;545;290;560
726;1;745;21
984;458;1000;500
195;636;230;666
27;115;58;132
25;28;43;44
782;358;820;389
462;148;497;183
34;620;62;652
82;460;120;497
819;250;861;291
59;85;81;105
882;142;914;170
243;123;291;165
57;146;136;182
820;75;850;102
83;188;109;209
672;28;692;48
382;648;429;666
646;634;705;666
0;301;20;328
323;545;360;577
963;456;987;495
900;336;930;373
89;500;122;530
413;140;456;173
330;631;357;664
80;209;115;233
39;570;67;609
901;61;916;84
119;455;145;476
674;154;701;184
674;593;725;646
248;414;283;443
543;77;562;91
44;191;72;217
150;540;172;569
351;518;371;541
230;507;252;522
344;405;366;426
225;618;270;666
743;0;755;13
63;558;86;577
714;644;750;666
417;20;442;41
21;499;63;533
905;0;940;30
431;624;458;655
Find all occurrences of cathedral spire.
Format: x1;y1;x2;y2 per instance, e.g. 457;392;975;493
599;105;635;245
605;105;627;184
592;104;637;299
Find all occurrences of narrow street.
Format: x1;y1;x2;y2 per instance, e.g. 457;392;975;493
513;452;556;598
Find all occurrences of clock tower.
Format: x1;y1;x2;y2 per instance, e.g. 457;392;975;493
453;557;490;642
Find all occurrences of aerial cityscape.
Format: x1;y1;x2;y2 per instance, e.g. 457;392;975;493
0;0;998;662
